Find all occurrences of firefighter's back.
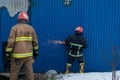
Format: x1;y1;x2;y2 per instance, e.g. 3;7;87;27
11;23;34;58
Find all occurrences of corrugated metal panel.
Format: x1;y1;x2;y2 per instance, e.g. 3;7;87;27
0;8;4;72
1;8;17;41
31;0;120;73
0;0;29;17
31;0;84;72
0;0;120;73
84;0;120;72
0;8;18;72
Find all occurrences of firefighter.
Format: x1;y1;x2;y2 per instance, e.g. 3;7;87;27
5;11;38;80
57;26;87;74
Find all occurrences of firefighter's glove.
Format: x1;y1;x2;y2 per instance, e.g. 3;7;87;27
33;50;38;59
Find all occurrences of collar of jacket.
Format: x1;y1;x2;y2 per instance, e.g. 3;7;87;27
17;19;28;24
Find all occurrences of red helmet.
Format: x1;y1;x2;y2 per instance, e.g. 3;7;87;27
75;26;83;33
18;11;29;21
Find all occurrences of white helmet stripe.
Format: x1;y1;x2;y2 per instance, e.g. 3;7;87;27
23;13;28;20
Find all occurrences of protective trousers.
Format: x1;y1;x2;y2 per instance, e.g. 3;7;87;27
10;57;34;80
66;55;85;73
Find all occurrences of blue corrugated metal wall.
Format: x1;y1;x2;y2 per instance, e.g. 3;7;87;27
84;0;120;72
0;0;120;73
0;8;18;72
31;0;84;72
0;8;3;72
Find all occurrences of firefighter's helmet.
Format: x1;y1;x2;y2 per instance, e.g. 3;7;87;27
75;26;83;33
18;11;29;21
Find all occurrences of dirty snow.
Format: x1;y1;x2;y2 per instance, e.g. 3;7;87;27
56;71;120;80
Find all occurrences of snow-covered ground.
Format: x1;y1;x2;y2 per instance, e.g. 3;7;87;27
55;71;120;80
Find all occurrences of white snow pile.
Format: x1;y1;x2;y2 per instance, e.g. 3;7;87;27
55;71;120;80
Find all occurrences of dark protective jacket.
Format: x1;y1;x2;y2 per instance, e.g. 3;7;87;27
6;23;38;59
65;33;87;57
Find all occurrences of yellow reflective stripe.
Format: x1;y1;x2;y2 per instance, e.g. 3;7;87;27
67;63;72;67
11;52;33;58
6;48;13;52
80;63;85;66
77;51;79;55
70;42;83;48
69;53;83;57
34;46;38;50
69;50;83;57
16;37;32;42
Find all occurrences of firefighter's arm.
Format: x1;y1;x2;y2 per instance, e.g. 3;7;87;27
32;30;39;58
55;36;71;45
5;27;16;58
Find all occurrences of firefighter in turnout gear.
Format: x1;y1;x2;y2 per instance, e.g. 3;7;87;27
5;11;38;80
57;26;87;74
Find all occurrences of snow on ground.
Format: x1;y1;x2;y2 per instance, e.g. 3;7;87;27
56;71;120;80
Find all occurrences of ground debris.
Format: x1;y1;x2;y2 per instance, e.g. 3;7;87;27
0;73;48;80
34;73;48;80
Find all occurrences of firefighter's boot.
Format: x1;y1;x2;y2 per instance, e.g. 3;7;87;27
80;63;84;73
65;64;71;74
